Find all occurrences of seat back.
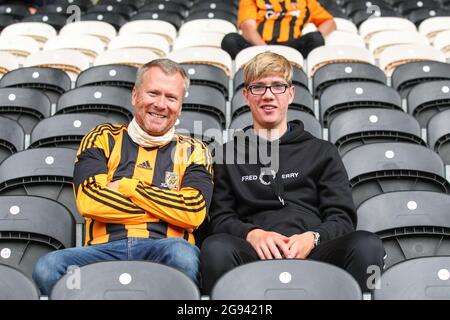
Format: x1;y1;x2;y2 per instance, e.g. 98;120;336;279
0;265;39;300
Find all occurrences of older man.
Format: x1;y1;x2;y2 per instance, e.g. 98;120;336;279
33;59;213;296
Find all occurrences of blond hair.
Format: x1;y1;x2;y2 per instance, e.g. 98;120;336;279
243;51;293;86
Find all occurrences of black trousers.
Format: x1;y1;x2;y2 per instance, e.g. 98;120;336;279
221;31;325;60
200;230;385;295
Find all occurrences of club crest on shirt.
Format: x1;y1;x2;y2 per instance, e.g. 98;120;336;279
163;171;179;190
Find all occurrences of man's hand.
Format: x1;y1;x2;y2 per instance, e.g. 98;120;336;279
287;232;316;259
107;180;121;191
246;229;292;260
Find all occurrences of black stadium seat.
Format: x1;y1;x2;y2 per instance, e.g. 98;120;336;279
313;62;386;99
342;142;450;208
407;80;450;128
329;108;424;155
0;148;83;225
352;8;399;27
211;260;362;300
0;195;75;278
392;61;450;98
144;0;192;10
0;88;51;135
50;261;200;300
0;13;15;31
183;84;227;129
408;8;450;26
175;110;223;144
81;12;128;29
76;65;137;90
22;13;68;31
229;110;322;139
182;64;229;99
0;116;24;164
357;191;450;269
0;265;39;300
185;10;237;25
399;0;442;15
320;82;402;128
0;4;29;19
0;67;72;104
87;3;136;19
374;257;450;300
190;1;237;15
139;2;187;18
56;86;134;124
98;0;143;10
29;114;110;150
130;11;182;29
427;109;450;165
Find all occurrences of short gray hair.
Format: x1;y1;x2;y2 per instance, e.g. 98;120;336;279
135;58;190;92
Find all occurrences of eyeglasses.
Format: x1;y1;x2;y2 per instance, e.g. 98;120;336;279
247;84;290;95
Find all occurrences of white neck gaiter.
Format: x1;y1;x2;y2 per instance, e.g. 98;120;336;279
127;117;175;148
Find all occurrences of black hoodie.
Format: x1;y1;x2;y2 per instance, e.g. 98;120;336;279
209;120;357;243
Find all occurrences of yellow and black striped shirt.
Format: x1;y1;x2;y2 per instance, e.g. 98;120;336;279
73;123;213;246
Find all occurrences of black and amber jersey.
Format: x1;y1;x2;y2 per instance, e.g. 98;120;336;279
238;0;333;43
73;123;213;246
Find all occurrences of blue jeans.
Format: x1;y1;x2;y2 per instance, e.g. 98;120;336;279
32;237;200;296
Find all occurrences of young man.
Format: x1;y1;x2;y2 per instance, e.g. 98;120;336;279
200;52;385;294
33;59;213;296
222;0;336;59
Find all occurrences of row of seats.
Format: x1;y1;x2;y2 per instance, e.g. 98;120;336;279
1;257;449;299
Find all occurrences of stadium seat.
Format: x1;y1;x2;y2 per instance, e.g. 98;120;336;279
55;86;133;124
0;67;71;105
43;0;92;11
183;84;226;128
211;260;362;300
168;47;232;78
0;195;75;278
1;22;57;48
119;20;177;45
175;111;223;144
139;2;187;19
94;48;159;68
313;62;386;98
0;4;29;20
433;30;450;58
0;265;39;300
185;10;237;25
29;114;110;149
399;1;442;15
329;108;424;155
24;49;90;82
0;87;51;134
232;85;314;121
345;0;392;17
352;8;400;27
392;61;450;98
178;18;237;37
324;31;366;47
81;12;128;30
427;109;450;164
98;0;141;10
234;66;308;94
0;116;24;163
36;3;84;15
50;261;200;300
373;257;450;300
0;35;40;64
173;32;224;50
229;110;322;139
379;44;446;76
408;8;450;26
43;34;105;63
59;21;117;45
342;142;450;208
359;17;417;43
189;1;237;16
0;51;18;77
368;31;429;58
235;45;304;74
87;3;135;19
0;14;15;32
357;191;450;269
76;64;137;90
108;34;169;57
130;11;182;30
181;64;229;99
407;80;450;128
419;17;450;42
21;13;68;31
320;82;402;127
307;45;375;77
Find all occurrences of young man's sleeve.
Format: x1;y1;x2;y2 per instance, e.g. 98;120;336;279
73;125;148;224
238;0;258;28
118;141;213;230
314;145;357;243
309;0;334;26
